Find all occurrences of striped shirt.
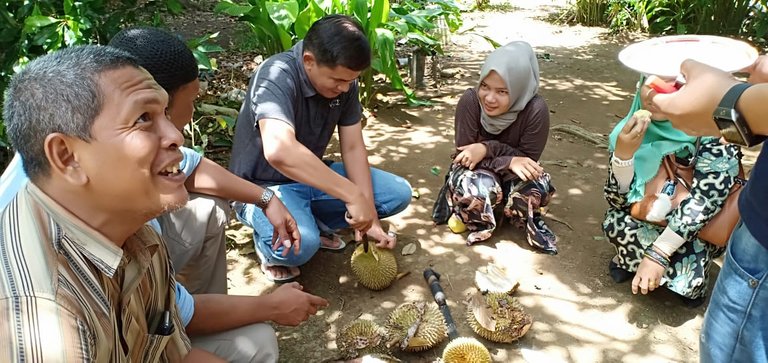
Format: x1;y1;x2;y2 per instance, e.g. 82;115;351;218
0;183;191;362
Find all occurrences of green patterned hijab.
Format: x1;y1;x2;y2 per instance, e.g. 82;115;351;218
608;78;698;203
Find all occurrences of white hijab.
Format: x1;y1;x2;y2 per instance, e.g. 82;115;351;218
478;41;540;135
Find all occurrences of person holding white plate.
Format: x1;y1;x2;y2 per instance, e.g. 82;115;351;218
649;57;768;363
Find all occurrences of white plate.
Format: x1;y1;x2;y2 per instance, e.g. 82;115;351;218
618;35;758;78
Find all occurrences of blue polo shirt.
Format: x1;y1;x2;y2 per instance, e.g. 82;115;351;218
739;147;768;249
229;40;362;186
0;147;203;326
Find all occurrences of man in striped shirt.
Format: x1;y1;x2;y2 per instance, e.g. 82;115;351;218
0;45;219;361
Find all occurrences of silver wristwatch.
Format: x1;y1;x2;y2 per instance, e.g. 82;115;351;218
257;188;275;209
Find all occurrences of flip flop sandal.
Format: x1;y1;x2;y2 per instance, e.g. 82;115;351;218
256;246;300;282
319;232;347;252
259;263;300;283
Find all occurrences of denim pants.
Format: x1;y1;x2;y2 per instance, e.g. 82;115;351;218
234;163;412;267
700;221;768;363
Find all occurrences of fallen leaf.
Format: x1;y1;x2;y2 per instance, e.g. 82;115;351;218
401;243;417;256
469;291;496;332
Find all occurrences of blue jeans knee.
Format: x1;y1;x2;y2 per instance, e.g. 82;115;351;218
700;221;768;363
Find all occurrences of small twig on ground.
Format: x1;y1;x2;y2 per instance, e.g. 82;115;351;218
339;297;345;312
541;160;570;168
445;273;454;291
545;214;574;231
551;124;608;148
396;271;411;281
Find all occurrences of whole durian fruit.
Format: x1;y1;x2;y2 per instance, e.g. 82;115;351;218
442;337;492;363
337;320;388;359
350;243;397;290
468;292;532;343
385;302;447;352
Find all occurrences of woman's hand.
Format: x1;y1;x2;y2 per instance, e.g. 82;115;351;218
614;113;650;160
632;257;666;295
508;156;543;181
453;143;487;170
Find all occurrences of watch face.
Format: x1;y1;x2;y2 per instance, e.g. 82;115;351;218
714;117;747;146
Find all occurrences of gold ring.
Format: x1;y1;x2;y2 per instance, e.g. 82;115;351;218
645;88;654;99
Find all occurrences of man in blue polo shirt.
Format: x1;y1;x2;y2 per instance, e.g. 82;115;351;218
650;57;768;363
230;15;412;281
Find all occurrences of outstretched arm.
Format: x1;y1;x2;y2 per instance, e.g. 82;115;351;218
185;157;299;253
186;282;329;336
338;123;395;248
650;58;768;137
260;119;373;232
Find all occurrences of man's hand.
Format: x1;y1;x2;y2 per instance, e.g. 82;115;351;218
358;221;396;249
264;197;301;256
631;257;666;295
508;156;543;181
613;112;650;160
267;282;329;326
648;59;739;136
453;143;487;170
345;191;375;233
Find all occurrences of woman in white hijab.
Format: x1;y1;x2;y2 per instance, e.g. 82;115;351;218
436;41;557;253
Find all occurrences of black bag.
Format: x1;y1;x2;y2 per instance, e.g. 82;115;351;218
432;170;451;225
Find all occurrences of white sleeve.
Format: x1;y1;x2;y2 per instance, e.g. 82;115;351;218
610;155;635;193
652;227;687;257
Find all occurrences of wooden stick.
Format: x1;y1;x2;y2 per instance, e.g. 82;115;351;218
197;103;239;117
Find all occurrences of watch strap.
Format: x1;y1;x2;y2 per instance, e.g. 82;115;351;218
714;82;766;147
714;83;751;117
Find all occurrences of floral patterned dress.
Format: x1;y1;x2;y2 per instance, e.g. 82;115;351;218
602;139;741;299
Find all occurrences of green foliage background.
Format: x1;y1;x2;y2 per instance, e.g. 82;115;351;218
566;0;768;49
0;0;209;168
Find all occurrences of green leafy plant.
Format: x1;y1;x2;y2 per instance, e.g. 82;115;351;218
564;0;768;46
215;0;463;107
187;32;225;72
0;0;187;170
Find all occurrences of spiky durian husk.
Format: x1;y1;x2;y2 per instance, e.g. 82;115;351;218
337;320;388;359
350;243;398;290
467;292;532;343
442;337;492;363
385;302;447;352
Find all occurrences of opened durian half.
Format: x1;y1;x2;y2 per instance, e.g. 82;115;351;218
442;337;492;363
351;242;398;290
467;292;533;343
385;301;448;352
337;320;388;359
474;262;520;295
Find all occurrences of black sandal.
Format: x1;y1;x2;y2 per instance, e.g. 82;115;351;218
608;259;633;283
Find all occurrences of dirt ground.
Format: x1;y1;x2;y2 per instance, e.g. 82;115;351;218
211;1;732;362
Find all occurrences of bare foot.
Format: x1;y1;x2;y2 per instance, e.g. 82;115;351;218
260;264;300;282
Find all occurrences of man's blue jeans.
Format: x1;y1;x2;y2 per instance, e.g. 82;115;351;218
700;221;768;363
234;163;412;267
